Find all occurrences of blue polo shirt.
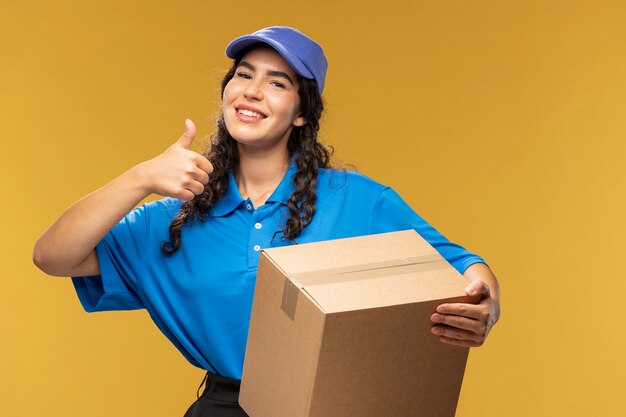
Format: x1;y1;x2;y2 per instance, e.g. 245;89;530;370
72;161;485;379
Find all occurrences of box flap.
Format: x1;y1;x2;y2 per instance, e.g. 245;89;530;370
301;265;468;313
262;230;438;275
264;230;471;313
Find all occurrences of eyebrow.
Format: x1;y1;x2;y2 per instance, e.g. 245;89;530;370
238;60;295;86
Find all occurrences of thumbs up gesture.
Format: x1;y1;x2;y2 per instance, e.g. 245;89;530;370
137;119;214;201
176;118;197;149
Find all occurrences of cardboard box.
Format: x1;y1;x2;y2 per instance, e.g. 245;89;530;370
240;230;478;417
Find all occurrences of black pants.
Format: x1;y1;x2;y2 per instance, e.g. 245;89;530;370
183;371;249;417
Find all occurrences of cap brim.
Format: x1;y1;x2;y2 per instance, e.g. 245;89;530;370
225;35;314;81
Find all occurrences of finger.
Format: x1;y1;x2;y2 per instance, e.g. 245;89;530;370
437;335;484;348
435;302;484;320
465;279;490;298
431;324;482;344
194;154;214;175
431;312;485;334
176;119;197;149
186;180;206;196
177;189;196;202
190;168;210;185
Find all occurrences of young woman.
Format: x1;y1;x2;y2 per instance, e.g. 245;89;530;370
33;26;500;417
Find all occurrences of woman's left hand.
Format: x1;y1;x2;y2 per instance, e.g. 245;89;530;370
430;271;500;347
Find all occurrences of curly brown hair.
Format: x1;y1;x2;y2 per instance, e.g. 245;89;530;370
160;51;332;255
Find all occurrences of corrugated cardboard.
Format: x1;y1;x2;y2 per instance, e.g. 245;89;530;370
240;230;479;417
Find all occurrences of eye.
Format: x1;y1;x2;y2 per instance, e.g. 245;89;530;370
270;81;286;89
236;71;252;80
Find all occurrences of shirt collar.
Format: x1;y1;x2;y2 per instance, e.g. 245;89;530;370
265;156;298;205
210;156;298;217
210;173;244;217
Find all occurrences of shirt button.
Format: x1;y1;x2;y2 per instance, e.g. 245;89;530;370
246;203;253;211
253;245;261;252
254;223;262;230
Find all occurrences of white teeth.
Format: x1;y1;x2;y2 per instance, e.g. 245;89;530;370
237;109;264;118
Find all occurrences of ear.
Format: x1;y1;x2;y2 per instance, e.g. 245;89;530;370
293;115;307;127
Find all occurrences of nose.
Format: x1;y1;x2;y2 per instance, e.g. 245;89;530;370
244;80;264;101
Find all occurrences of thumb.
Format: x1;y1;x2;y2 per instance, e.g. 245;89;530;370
465;280;490;298
176;119;197;149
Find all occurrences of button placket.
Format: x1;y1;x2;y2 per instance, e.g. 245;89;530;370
248;208;267;268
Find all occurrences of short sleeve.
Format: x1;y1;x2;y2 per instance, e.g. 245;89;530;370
71;204;150;312
371;188;486;274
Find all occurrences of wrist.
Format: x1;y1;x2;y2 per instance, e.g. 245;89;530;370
124;162;155;197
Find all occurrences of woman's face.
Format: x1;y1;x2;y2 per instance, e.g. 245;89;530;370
222;46;305;152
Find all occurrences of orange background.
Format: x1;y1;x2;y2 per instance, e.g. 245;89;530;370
1;1;625;416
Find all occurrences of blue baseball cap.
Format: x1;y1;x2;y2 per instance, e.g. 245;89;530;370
225;26;328;94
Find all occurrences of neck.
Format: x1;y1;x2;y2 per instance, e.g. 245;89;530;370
236;145;291;208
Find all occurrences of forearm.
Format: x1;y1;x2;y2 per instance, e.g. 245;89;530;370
33;120;212;277
33;165;151;276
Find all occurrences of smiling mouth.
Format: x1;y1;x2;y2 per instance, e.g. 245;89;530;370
236;108;267;119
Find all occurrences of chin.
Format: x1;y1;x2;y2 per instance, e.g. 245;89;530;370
229;131;262;145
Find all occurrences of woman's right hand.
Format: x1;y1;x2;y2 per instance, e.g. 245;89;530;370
33;119;214;277
136;119;214;201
